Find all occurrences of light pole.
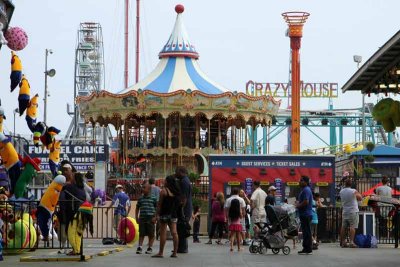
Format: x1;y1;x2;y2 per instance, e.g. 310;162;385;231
353;55;365;144
13;108;19;146
44;49;56;125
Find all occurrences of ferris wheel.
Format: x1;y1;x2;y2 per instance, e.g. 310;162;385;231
67;22;106;140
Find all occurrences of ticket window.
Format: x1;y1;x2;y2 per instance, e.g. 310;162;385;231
313;183;333;206
224;182;243;198
285;183;301;203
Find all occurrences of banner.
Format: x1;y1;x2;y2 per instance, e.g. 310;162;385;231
25;144;109;172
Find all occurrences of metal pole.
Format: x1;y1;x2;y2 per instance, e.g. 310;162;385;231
124;0;129;88
362;94;366;145
44;49;48;124
13;110;16;146
136;0;140;83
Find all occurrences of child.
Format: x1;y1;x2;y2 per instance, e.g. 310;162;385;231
192;205;201;243
228;199;242;252
135;183;157;254
311;192;323;250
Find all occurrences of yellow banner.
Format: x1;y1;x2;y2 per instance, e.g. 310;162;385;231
228;181;241;186
260;181;270;185
287;182;299;186
316;182;329;186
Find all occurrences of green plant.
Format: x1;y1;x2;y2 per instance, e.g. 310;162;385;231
192;185;200;195
364;155;375;163
189;172;200;183
364;167;376;175
366;142;375;152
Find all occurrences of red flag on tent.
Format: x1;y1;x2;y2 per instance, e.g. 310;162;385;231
362;183;400;196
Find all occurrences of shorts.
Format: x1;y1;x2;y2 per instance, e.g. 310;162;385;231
342;212;359;229
229;223;242;232
240;218;246;233
252;214;266;224
113;214;123;231
139;217;155;238
311;223;318;236
159;215;178;224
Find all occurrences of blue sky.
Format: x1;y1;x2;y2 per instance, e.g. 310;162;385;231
0;0;398;153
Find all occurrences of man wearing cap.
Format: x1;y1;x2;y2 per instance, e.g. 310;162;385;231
250;181;267;231
296;176;313;255
106;184;131;235
266;186;277;206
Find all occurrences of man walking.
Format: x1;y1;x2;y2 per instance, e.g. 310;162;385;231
296;176;313;255
175;166;192;253
106;185;131;239
250;181;267;233
339;177;362;248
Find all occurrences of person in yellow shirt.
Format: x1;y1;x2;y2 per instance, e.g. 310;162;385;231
0;133;21;194
18;75;30;116
25;94;38;132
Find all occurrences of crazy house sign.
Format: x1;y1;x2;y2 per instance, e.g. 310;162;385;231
26;144;109;172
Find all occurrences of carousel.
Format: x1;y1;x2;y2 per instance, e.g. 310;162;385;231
77;5;281;178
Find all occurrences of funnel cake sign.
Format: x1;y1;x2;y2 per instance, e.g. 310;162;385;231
245;80;338;98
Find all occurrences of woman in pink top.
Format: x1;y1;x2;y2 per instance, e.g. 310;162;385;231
206;192;226;244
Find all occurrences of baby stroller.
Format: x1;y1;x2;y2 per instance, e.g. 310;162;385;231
249;204;299;255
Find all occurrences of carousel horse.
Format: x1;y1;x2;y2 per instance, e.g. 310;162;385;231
18;75;30;116
10;51;22;92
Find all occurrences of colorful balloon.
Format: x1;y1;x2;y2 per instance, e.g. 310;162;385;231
5;27;28;51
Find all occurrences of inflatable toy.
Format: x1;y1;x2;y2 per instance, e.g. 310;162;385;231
0;106;5;133
48;140;61;177
4;213;37;253
91;189;106;206
25;94;39;133
5;27;28;51
32;122;60;148
372;98;400;132
37;175;66;240
14;156;41;199
117;217;139;244
0;133;21;194
0;22;8;45
10;51;22;92
22;213;37;249
67;201;93;255
18;75;30;116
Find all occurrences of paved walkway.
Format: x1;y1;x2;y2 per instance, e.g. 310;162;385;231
3;239;399;266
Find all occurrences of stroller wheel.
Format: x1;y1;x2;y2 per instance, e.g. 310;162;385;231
249;244;258;254
258;245;266;254
272;248;280;254
282;246;291;255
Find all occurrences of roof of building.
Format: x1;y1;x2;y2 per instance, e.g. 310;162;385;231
351;144;400;156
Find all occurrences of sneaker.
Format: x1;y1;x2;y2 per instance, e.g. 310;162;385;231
136;247;143;254
298;250;312;255
145;247;153;254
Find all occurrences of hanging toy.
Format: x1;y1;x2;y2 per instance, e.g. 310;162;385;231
36;175;66;241
5;26;28;51
48;140;61;177
0;107;5;133
25;94;38;133
18;75;30;116
0;22;8;45
10;51;22;92
0;133;21;194
32;122;60;148
14;156;41;199
67;201;93;255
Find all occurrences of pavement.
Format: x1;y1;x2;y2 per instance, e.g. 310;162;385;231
2;238;399;267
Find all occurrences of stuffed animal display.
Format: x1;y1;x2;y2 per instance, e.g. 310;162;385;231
0;133;21;194
13;156;41;199
48;140;61;177
67;201;93;255
32;122;61;148
25;94;39;132
372;98;400;132
10;51;22;92
0;107;5;133
18;75;30;116
36;175;66;241
5;26;28;51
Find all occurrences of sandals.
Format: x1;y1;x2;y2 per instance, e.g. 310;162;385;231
205;240;212;244
170;254;178;258
349;243;358;248
216;240;222;245
151;254;163;258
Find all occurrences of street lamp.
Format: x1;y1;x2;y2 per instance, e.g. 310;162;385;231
13;108;19;146
44;48;56;125
353;55;365;144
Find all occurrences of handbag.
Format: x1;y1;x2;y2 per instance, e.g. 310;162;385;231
177;218;191;238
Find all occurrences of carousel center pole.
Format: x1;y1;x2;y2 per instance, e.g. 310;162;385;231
282;12;309;154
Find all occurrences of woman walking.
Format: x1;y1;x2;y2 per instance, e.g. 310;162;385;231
152;175;180;258
206;192;226;245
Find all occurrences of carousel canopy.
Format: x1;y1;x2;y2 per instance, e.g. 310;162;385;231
120;4;228;94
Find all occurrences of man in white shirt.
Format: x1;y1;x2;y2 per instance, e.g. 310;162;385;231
375;176;393;224
339;177;362;248
225;187;246;219
250;181;267;225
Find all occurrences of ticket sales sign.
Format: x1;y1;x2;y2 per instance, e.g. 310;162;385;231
245;80;338;98
26;144;109;172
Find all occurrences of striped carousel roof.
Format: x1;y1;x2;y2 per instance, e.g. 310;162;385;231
120;4;229;94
